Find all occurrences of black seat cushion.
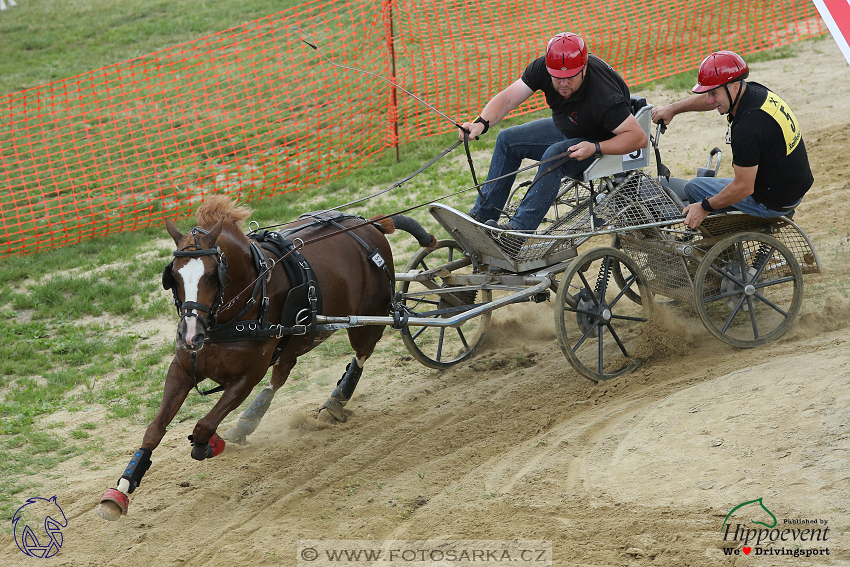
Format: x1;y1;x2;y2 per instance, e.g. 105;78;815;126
629;95;647;116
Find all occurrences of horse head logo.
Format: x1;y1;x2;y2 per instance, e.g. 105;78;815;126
721;497;777;533
12;496;68;558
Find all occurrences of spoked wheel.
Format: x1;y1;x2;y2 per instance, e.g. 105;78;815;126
694;232;803;347
555;247;652;382
399;240;492;369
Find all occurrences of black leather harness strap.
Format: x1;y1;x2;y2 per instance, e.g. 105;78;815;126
297;210;395;292
173;211;394;394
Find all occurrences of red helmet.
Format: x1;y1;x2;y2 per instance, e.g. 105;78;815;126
546;32;588;79
693;51;749;93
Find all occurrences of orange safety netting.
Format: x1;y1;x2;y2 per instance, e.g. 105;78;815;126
0;0;826;256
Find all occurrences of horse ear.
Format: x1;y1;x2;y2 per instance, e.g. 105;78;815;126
206;220;224;244
165;218;183;245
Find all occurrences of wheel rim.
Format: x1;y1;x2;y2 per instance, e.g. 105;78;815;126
694;233;803;347
555;247;651;382
399;240;491;369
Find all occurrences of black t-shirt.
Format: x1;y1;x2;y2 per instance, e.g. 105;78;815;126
521;54;632;140
730;82;813;209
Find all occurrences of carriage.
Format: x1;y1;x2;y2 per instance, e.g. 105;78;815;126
97;98;820;520
316;99;820;382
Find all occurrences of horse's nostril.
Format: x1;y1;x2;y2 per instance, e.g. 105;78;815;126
193;334;205;349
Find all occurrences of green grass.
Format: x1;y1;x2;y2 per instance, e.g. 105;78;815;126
0;117;484;520
0;0;828;525
0;0;307;95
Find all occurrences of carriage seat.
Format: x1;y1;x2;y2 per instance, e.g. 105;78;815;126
580;96;652;182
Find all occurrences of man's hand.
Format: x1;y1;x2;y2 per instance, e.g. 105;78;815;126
458;121;487;141
682;202;709;229
568;141;596;161
651;104;676;125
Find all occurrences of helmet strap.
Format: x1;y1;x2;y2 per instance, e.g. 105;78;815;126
723;80;745;116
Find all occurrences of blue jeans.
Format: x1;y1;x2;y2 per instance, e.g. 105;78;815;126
469;118;593;231
684;177;796;218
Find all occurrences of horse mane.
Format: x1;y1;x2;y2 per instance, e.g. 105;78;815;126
195;195;253;230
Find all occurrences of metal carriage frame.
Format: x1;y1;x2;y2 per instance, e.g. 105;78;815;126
314;104;821;382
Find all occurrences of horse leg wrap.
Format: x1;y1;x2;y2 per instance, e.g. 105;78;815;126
189;433;226;461
119;448;153;494
225;387;275;444
318;358;363;422
331;357;363;403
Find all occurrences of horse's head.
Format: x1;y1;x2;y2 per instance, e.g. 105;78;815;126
164;218;229;351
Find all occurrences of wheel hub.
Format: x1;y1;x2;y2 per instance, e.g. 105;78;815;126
575;289;610;337
721;263;761;311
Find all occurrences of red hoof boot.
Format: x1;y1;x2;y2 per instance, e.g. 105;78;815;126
97;488;129;520
189;433;226;460
210;433;225;456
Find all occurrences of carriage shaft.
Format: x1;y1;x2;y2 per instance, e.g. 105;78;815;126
317;276;552;329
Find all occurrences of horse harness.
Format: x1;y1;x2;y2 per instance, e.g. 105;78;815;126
163;211;393;395
163;227;230;329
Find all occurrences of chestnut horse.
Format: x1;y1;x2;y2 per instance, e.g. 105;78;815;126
97;196;434;520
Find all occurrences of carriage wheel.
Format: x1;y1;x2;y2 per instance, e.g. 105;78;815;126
554;247;652;382
694;232;803;347
399;240;492;369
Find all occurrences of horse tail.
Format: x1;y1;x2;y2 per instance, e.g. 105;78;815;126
371;214;437;248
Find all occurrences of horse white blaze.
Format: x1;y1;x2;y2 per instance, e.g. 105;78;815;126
178;259;206;344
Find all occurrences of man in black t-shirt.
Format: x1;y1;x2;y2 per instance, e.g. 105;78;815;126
461;32;647;232
651;50;813;229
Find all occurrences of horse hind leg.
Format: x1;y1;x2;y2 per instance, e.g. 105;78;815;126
317;326;381;423
317;356;365;423
222;360;293;444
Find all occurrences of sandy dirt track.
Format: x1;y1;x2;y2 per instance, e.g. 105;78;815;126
4;37;850;567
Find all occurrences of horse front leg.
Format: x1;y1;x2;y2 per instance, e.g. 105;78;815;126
223;360;294;444
97;358;192;521
187;374;260;460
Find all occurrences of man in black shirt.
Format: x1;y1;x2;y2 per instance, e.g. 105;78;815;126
461;32;647;232
651;50;813;229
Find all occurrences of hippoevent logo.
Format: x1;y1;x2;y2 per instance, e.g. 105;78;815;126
720;497;830;558
11;496;67;558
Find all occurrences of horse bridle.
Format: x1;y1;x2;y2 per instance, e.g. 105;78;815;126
162;227;230;330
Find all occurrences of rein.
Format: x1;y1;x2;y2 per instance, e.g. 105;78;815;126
288;25;582;245
164;227;231;396
248;147;578;263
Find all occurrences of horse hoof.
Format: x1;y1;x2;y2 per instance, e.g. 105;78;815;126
189;433;226;460
317;397;350;423
221;427;247;445
97;500;123;521
317;408;338;423
97;489;128;521
317;407;350;423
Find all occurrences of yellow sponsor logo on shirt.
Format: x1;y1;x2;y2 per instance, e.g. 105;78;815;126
760;92;802;155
